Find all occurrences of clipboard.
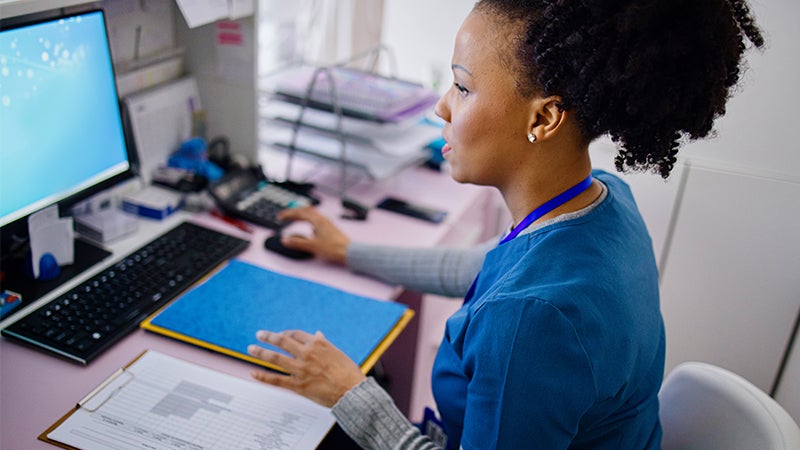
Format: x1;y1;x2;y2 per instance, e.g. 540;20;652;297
39;349;338;450
140;260;414;374
39;350;148;449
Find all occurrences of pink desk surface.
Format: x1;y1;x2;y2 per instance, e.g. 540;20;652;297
0;166;496;449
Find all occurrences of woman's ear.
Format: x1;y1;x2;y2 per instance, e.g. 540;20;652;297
527;96;567;143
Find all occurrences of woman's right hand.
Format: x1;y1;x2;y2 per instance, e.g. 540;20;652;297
276;207;350;264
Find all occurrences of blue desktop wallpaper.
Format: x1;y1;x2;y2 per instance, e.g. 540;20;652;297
0;11;129;225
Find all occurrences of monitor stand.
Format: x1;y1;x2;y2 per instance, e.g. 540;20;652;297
1;237;111;313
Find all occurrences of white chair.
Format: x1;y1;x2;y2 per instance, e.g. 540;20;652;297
659;361;800;450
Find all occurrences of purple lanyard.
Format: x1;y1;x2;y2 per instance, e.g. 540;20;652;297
464;175;593;304
497;175;594;245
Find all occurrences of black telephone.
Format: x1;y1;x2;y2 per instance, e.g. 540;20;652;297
208;167;319;229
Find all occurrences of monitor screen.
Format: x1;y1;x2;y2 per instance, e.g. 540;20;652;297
0;9;133;229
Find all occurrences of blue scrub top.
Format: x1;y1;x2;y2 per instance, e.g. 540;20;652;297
432;170;664;449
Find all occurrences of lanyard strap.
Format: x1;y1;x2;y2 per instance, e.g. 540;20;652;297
498;175;593;245
463;175;593;305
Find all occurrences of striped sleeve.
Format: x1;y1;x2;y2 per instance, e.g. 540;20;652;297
332;377;442;450
346;237;497;298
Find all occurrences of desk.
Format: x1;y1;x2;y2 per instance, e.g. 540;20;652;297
0;166;500;449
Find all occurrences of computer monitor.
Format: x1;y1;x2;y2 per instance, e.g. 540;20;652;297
0;9;136;318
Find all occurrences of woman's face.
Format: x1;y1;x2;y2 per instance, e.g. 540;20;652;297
435;10;534;188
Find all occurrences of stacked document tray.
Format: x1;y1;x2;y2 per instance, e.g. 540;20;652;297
260;65;442;181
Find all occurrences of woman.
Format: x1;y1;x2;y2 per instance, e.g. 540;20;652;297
247;0;763;448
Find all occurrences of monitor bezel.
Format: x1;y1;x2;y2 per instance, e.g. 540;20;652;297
0;7;140;256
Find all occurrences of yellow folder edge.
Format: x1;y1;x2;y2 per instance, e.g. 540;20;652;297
140;305;414;375
360;308;414;374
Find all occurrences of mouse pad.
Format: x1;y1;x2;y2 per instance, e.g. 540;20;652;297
141;260;412;373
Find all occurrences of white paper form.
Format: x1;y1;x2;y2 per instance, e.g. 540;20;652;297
47;350;335;450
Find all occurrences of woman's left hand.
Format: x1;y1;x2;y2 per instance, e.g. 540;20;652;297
248;330;366;408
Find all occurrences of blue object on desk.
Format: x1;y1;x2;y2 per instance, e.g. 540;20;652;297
142;260;411;371
0;290;23;318
168;137;224;181
23;252;61;281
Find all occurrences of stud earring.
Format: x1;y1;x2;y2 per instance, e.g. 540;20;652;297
527;133;537;143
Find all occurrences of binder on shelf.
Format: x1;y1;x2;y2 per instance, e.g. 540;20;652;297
141;260;414;374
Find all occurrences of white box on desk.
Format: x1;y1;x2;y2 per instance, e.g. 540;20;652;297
74;208;140;243
122;185;185;220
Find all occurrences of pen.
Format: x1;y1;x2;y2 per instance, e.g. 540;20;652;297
210;209;253;233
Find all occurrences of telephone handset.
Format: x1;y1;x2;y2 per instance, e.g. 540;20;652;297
208;167;319;230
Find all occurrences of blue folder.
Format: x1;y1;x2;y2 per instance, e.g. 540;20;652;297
141;259;413;373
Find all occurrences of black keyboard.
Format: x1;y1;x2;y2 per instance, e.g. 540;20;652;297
1;222;249;364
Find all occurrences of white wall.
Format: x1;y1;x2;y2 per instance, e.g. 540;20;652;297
382;0;800;420
680;0;800;173
383;0;800;169
383;0;799;261
381;0;472;91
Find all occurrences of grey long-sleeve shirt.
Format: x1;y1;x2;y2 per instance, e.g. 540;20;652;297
346;237;496;298
330;238;495;449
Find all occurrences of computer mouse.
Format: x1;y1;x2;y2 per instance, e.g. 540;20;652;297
264;235;314;260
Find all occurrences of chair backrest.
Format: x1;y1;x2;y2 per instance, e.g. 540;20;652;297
659;361;800;450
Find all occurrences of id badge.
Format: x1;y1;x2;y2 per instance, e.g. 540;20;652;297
421;407;448;448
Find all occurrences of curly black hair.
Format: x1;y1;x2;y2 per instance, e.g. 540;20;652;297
475;0;764;178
